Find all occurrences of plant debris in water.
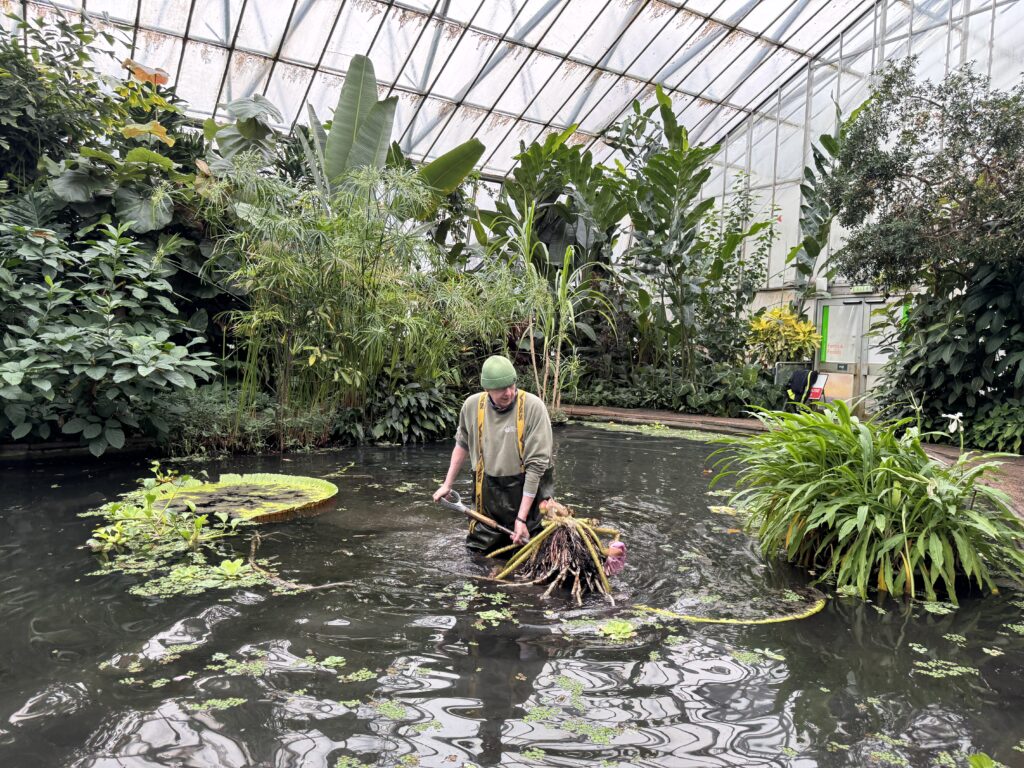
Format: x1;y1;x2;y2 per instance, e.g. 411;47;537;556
487;499;622;605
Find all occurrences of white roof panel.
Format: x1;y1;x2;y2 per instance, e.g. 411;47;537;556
21;0;875;175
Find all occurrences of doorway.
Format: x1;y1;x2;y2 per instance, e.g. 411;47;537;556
816;297;892;412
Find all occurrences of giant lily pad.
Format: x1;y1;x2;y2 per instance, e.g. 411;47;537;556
156;473;338;522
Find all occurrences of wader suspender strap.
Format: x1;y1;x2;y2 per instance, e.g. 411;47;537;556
471;392;527;524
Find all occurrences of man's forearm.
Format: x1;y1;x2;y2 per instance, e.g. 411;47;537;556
444;444;469;487
516;490;535;521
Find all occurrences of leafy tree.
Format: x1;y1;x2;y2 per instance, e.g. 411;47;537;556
830;60;1024;440
0;14;125;185
829;59;1024;291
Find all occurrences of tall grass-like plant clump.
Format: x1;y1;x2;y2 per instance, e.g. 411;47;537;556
713;401;1024;603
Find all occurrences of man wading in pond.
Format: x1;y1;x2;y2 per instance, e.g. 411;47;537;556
433;355;554;553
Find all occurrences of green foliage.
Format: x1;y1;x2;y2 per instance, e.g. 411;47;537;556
623;90;718;380
362;377;460;445
574;361;783;417
873;262;1024;440
713;401;1024;603
830;62;1024;445
968;398;1024;454
697;175;776;363
201;160;524;448
0;14;124;184
746;306;821;367
0;221;214;454
157;383;277;456
206;94;281;161
830;60;1024;291
84;464;279;598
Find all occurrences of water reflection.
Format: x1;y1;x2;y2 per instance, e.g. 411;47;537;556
1;426;1023;766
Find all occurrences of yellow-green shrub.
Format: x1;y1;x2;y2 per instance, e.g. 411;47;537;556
747;306;820;366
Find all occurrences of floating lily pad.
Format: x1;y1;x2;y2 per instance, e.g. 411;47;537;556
157;473;338;522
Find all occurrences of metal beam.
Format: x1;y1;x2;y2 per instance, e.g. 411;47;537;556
417;0;566;161
477;0;621;172
395;2;486;148
288;0;348;133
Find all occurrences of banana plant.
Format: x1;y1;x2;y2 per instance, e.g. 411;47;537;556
298;54;484;214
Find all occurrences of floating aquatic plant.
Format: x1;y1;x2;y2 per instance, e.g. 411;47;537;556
597;618;636;642
152;472;338;522
186;697;248;711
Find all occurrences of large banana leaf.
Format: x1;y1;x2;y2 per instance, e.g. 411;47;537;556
346;96;397;171
419;139;485;195
324;54;379;182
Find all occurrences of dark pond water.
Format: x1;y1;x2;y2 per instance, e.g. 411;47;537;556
2;424;1024;768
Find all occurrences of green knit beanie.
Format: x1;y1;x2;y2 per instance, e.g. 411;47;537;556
480;355;517;390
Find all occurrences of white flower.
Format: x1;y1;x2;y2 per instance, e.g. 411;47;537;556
942;412;964;434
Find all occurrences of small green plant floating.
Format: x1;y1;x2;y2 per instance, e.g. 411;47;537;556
713;402;1024;604
84;463;338;598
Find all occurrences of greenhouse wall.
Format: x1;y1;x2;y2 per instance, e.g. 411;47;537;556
704;0;1024;302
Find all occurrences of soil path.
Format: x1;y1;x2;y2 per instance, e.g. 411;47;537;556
564;405;1024;518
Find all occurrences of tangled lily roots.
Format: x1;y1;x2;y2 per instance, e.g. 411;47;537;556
488;500;620;605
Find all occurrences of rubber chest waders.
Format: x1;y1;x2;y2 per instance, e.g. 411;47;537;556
466;392;554;553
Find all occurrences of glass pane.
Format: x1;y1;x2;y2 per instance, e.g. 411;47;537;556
489;51;562;117
133;30;182;80
279;0;343;67
187;0;244;47
139;0;190;35
88;0;138;24
175;41;229;117
264;63;314;127
235;0;297;54
219;50;272;106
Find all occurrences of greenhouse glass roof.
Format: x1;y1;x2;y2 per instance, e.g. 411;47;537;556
11;0;875;176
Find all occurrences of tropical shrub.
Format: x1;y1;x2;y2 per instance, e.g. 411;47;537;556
713;401;1024;603
747;306;820;367
363;377;460;445
967;399;1024;454
157;384;276;456
0;15;124;184
0;221;215;454
573;362;782;417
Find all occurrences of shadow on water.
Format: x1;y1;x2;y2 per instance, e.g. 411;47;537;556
1;424;1023;767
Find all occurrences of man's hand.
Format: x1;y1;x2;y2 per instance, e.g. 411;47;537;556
432;484;452;503
513;518;530;545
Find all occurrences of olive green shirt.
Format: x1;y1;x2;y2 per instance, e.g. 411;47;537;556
455;390;553;496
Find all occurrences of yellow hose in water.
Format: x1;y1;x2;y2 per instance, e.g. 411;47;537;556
634;596;827;625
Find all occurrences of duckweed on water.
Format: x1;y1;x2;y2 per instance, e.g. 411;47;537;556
556;675;586;711
575;420;727;442
474;608;515;629
920;601;958;616
523;705;559;723
563;718;619;745
869;751;909;767
187;697;248;711
372;700;409;720
597;618;637;641
943;633;967;646
206;651;268;677
341;668;376;683
912;659;978;678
